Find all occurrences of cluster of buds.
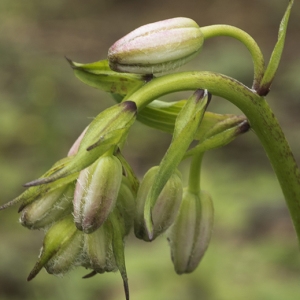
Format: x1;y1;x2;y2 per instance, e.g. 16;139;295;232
1;17;252;300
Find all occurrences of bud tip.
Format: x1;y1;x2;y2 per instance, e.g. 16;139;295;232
237;120;250;134
123;101;137;113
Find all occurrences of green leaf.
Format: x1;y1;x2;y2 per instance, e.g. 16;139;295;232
258;0;294;95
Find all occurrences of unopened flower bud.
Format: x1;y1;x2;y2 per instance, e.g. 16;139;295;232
82;209;130;300
82;221;117;273
167;189;214;274
73;154;122;233
19;183;74;230
108;17;204;74
134;166;183;241
27;216;83;280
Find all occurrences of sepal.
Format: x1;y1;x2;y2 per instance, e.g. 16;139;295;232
27;216;83;280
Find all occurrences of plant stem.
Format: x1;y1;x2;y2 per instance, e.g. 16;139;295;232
188;152;204;195
129;71;300;242
201;25;265;90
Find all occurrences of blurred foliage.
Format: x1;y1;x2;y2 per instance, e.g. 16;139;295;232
0;0;299;299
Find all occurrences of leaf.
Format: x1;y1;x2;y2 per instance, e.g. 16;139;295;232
258;0;294;95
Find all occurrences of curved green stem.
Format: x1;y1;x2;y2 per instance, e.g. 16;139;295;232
201;25;265;90
188;152;204;195
128;71;300;242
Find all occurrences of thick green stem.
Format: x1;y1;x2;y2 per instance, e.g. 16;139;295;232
188;152;204;195
128;71;300;242
201;25;265;90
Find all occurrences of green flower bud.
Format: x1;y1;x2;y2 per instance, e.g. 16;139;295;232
27;216;83;280
134;166;183;241
24;101;137;187
108;17;203;74
73;154;123;233
19;183;75;230
167;189;214;274
82;221;117;274
142;90;209;239
82;208;130;300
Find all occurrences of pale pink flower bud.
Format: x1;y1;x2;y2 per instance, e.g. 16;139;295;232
108;17;203;74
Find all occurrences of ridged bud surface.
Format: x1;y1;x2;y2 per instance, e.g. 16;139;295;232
82;222;117;273
167;190;214;274
73;155;122;233
108;17;203;74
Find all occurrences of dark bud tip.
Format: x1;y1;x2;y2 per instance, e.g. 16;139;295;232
82;270;97;279
194;89;205;102
122;101;137;113
23;178;47;187
123;277;130;300
256;83;271;97
27;271;37;282
65;56;76;69
142;74;154;82
237;120;251;134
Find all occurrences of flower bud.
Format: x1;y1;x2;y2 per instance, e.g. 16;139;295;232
82;221;117;274
24;101;137;187
167;189;214;274
108;17;203;74
19;183;74;230
134;166;183;241
82;208;130;300
73;154;122;233
27;216;83;280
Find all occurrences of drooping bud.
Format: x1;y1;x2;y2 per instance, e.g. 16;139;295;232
108;17;204;74
142;90;209;238
19;183;75;230
134;166;183;241
27;216;83;280
73;154;123;233
82;205;130;300
167;189;214;274
82;221;117;274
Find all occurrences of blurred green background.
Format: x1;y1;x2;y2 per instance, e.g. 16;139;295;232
1;0;300;299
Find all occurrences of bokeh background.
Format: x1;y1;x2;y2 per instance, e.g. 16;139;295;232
1;0;300;299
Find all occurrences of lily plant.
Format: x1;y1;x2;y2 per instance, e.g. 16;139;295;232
1;1;298;299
